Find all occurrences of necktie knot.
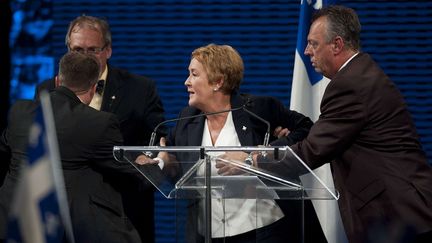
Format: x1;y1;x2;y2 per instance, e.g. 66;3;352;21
96;80;104;95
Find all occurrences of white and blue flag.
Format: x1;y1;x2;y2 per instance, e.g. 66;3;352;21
6;92;74;243
290;1;348;243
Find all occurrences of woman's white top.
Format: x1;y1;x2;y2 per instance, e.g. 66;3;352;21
197;111;284;238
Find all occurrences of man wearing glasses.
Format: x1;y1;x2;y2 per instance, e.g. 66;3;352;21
35;15;166;243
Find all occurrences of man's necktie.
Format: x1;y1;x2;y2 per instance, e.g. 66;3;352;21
96;80;104;95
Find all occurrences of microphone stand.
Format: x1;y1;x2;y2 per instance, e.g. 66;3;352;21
148;106;245;147
149;105;270;148
242;107;270;146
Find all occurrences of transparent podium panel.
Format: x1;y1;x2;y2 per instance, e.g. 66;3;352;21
113;146;339;243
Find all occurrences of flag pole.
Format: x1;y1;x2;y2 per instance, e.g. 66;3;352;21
40;91;75;243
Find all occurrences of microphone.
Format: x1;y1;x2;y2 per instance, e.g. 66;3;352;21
148;105;245;147
148;97;270;149
242;105;270;147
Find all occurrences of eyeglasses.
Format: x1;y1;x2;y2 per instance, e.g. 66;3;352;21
69;45;107;55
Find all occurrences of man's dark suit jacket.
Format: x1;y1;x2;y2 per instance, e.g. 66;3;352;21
291;53;432;243
1;87;145;242
0;100;36;239
36;65;166;243
165;92;326;243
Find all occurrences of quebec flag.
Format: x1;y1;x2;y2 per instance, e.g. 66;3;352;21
291;1;348;243
6;92;74;243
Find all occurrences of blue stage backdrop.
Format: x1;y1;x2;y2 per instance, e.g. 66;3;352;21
9;1;432;242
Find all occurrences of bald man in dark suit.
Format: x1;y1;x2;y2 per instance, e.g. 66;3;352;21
288;5;432;243
0;52;146;242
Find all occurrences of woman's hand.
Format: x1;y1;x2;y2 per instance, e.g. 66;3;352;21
135;137;169;166
135;154;159;165
215;151;249;175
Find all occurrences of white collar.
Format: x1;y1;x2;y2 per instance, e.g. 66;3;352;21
339;52;359;72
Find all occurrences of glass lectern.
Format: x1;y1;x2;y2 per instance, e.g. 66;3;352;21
113;146;338;243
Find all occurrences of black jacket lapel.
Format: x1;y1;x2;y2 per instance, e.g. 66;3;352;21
101;66;123;112
187;115;206;146
231;93;256;146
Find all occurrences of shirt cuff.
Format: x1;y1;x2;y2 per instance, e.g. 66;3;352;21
153;157;165;169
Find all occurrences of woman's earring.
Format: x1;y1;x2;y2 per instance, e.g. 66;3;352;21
213;87;219;92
